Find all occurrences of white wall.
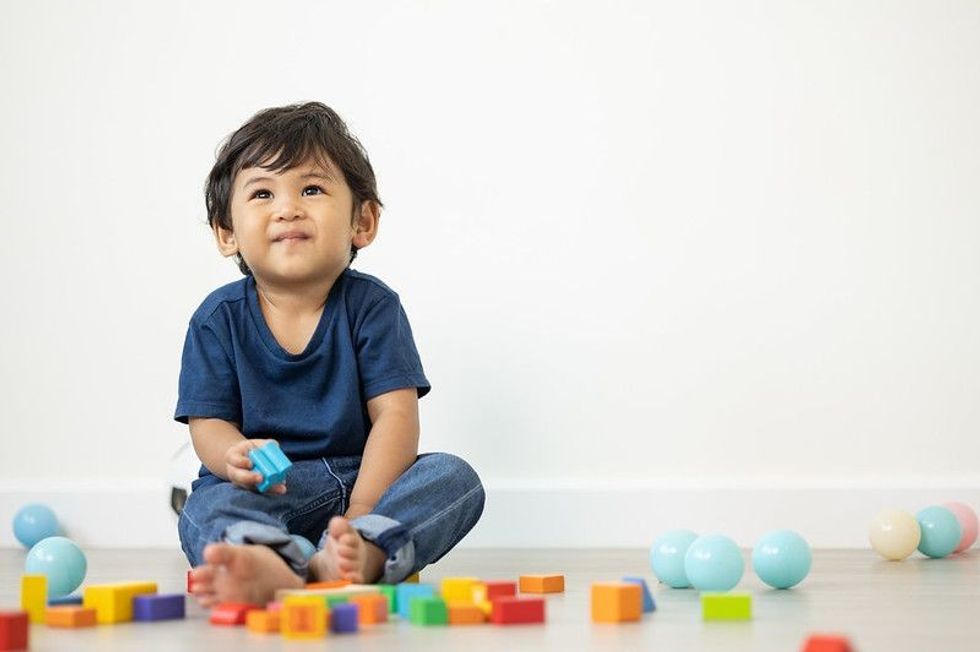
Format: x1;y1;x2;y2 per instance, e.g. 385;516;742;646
1;0;978;548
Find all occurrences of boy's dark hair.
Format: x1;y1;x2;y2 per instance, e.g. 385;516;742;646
205;101;383;275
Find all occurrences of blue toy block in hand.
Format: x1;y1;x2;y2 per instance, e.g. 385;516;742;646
248;441;293;493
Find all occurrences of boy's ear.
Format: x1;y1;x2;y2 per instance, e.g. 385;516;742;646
212;220;239;258
351;200;381;250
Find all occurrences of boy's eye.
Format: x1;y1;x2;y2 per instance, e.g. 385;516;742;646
251;189;271;200
302;185;325;196
249;186;324;200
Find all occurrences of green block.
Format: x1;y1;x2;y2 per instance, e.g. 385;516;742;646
378;584;396;613
325;595;349;607
701;593;752;621
409;597;448;626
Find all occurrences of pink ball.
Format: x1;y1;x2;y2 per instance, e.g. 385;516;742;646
943;502;978;553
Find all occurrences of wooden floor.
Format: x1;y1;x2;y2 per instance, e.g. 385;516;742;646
1;547;977;651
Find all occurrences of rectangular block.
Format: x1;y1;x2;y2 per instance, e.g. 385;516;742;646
45;606;97;628
448;602;486;625
591;582;642;623
83;582;158;624
440;577;480;603
474;580;516;602
330;603;359;633
622;576;656;613
305;579;350;590
0;611;29;651
404;572;420;583
701;593;752;621
348;594;388;624
409;597;448;626
519;574;565;594
274;584;379;603
249;441;293;493
281;596;326;639
209;602;261;626
803;634;855;652
133;594;185;621
245;609;281;634
20;575;47;624
490;596;546;625
396;584;435;619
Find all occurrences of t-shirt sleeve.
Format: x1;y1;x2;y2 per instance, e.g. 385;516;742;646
174;317;242;424
356;294;431;400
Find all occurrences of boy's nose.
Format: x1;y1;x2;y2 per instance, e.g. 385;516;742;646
273;200;304;221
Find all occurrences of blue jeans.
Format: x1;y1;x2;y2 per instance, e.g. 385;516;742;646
178;452;485;584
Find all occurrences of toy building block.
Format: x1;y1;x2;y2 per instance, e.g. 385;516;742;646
474;580;517;603
20;575;47;624
305;579;351;590
440;577;480;603
45;606;97;628
275;583;380;603
0;611;29;651
701;593;752;621
83;582;158;624
519;574;565;594
490;596;546;625
410;597;448;626
209;602;261;626
281;596;326;639
448;602;486;625
377;584;397;613
248;441;293;493
591;582;642;623
48;595;83;606
802;634;855;652
133;594;185;621
348;594;388;624
405;572;421;583
396;584;435;619
622;576;656;613
245;609;281;634
331;603;359;633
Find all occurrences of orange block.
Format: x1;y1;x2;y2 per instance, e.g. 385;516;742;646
281;597;326;640
305;579;351;590
348;594;388;624
519;574;565;594
245;610;280;633
448;602;486;625
591;583;642;623
45;606;97;628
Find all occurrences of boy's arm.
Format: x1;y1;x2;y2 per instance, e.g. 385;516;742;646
189;417;285;493
345;387;421;519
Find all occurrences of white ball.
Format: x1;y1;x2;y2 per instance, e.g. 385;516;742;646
869;508;921;560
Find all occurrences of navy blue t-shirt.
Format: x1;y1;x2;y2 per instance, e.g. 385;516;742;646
174;268;430;460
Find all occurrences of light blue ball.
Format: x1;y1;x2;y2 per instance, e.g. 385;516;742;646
13;504;60;549
650;529;699;588
290;534;317;561
684;534;744;592
916;506;961;559
25;536;87;597
752;529;812;589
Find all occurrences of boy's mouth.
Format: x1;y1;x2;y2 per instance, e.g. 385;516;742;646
273;230;311;242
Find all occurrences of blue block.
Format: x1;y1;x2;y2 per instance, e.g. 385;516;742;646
248;441;293;493
623;576;656;613
133;594;186;621
396;584;435;619
48;594;83;606
331;603;359;633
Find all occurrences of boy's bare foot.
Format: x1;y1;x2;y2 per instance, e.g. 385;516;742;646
189;543;304;608
308;516;386;584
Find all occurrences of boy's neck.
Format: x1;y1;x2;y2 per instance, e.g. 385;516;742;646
254;271;342;316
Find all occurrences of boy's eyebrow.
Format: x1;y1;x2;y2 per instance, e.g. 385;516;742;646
242;171;335;189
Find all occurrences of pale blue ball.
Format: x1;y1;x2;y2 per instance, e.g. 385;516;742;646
650;529;698;588
684;534;744;591
25;536;87;597
13;504;60;549
752;529;812;589
290;534;317;561
916;506;961;559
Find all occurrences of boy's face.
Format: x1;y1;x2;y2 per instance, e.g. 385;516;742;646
215;156;377;286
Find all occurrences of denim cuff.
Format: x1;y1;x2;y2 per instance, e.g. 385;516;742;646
222;521;308;578
349;514;415;584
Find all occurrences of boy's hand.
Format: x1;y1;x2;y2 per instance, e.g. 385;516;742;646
224;439;287;495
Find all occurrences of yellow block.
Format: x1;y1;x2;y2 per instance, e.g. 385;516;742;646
83;582;158;624
245;609;281;633
21;575;47;624
440;577;480;603
281;596;326;640
520;574;565;593
405;572;420;584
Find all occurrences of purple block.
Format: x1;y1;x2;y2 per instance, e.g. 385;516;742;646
331;603;359;633
48;594;83;606
133;594;186;621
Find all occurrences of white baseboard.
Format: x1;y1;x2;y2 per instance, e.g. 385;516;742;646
1;480;977;550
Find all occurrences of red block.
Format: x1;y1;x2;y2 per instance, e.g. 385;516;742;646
0;611;29;651
802;634;854;652
490;597;545;625
483;581;517;601
210;602;262;626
